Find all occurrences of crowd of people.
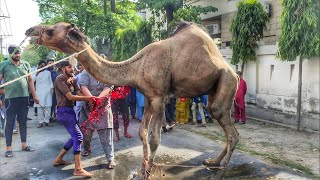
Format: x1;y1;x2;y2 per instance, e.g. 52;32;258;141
0;45;247;177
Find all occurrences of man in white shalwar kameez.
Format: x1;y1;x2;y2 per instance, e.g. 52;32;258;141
33;61;53;128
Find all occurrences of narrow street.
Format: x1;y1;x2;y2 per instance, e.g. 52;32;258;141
0;108;317;180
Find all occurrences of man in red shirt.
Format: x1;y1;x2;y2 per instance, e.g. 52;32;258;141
234;71;247;124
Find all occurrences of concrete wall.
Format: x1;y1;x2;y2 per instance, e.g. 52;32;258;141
221;46;320;131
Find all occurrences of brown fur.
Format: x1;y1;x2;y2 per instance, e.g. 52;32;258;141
26;22;240;179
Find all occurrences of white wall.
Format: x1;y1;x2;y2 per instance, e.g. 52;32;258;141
221;45;320;115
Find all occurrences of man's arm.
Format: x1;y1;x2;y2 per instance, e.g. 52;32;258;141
28;74;39;104
65;92;91;101
98;87;110;98
80;86;92;96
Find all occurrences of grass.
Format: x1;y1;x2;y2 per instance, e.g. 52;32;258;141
187;129;318;178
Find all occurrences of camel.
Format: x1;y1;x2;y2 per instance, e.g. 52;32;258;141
25;21;239;178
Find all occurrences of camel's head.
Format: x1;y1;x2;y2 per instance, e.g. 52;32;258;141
25;22;88;54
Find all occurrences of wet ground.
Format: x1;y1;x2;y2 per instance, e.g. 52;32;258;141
0;108;314;180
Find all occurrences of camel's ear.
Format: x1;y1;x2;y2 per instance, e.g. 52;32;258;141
66;23;75;30
67;26;88;44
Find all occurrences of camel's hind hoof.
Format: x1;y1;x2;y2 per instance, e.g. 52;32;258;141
203;159;221;167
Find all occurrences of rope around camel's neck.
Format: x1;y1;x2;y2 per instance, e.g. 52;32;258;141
0;47;87;89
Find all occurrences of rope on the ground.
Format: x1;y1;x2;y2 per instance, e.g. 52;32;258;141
0;48;88;88
158;164;225;170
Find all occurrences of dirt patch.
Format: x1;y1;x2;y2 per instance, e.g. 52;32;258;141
179;119;320;178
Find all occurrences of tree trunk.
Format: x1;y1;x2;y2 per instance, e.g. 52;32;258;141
179;0;184;8
165;5;174;27
103;0;107;16
110;0;116;13
241;61;245;74
297;56;303;131
109;0;116;58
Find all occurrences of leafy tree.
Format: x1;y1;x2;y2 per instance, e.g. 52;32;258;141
112;21;152;61
146;1;217;40
138;0;183;26
277;0;320;131
230;0;269;72
35;0;143;58
169;5;217;31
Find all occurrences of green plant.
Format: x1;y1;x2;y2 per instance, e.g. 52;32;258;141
277;0;320;131
230;0;269;72
112;21;152;61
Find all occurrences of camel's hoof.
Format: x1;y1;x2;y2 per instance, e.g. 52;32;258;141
203;159;220;167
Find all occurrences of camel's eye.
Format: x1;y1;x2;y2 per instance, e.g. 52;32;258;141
46;29;54;36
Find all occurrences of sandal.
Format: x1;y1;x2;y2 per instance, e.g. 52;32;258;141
81;150;91;156
22;146;35;152
45;123;52;127
107;160;116;169
5;150;13;158
37;123;43;128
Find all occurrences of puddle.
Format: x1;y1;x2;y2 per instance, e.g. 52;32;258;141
28;153;289;180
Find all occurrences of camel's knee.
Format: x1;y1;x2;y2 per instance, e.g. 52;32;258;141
149;137;160;152
139;127;148;142
211;102;224;120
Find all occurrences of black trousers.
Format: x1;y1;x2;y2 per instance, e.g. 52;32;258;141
5;97;29;146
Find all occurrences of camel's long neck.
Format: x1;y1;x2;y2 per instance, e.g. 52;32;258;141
76;44;139;86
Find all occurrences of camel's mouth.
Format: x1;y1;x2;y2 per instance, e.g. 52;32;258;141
25;26;41;44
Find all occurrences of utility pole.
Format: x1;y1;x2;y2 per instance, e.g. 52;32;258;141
0;0;12;55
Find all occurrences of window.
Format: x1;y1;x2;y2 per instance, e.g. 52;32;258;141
270;65;274;80
290;64;295;81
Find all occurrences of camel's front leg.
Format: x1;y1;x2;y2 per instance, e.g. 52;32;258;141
139;99;152;174
148;98;165;172
149;98;164;160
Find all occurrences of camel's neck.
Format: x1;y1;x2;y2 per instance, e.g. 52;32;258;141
76;44;140;86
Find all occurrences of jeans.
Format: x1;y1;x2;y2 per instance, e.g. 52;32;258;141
5;97;29;147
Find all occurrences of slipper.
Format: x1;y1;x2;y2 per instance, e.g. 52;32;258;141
107;160;116;169
5;151;13;158
45;123;52;127
53;160;71;166
81;150;91;156
22;146;35;152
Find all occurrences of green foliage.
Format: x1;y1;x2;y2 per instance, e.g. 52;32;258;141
21;47;40;66
277;0;320;61
137;0;181;12
148;3;217;40
112;21;152;61
168;5;217;31
36;0;140;40
0;53;4;62
21;45;55;66
230;0;269;65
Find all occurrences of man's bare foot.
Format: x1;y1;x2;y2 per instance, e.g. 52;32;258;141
124;133;132;138
53;159;71;166
73;169;93;177
107;160;116;169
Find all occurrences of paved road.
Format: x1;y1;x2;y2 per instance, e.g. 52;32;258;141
0;108;312;180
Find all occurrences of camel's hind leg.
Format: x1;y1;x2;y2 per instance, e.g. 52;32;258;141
203;71;239;167
139;98;152;174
